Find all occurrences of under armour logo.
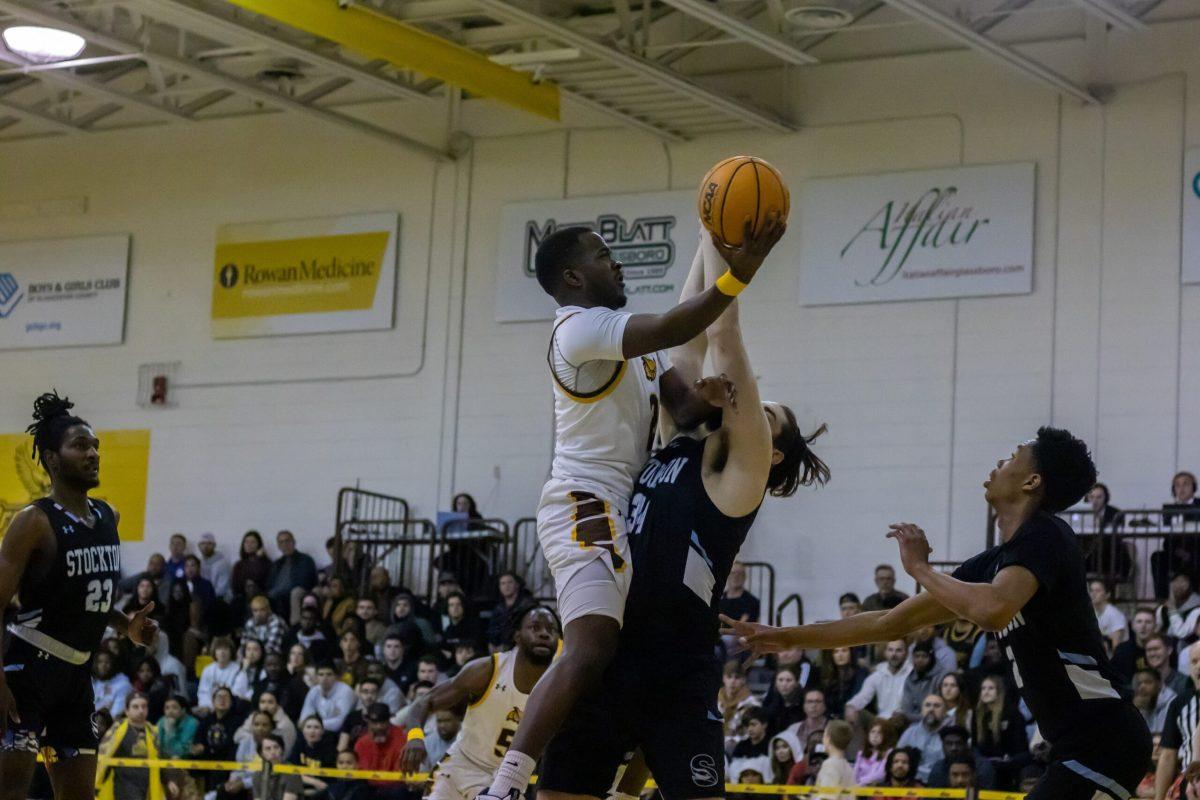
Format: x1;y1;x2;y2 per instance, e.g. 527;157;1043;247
62;525;75;535
494;683;507;692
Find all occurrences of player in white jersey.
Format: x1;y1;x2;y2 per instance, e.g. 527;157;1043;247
398;605;560;800
481;217;786;800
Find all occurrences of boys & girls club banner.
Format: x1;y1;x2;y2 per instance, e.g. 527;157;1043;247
797;163;1035;305
212;212;399;338
0;429;150;542
0;234;129;349
495;190;700;322
1183;149;1200;285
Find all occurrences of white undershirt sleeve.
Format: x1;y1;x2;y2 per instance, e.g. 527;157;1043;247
555;306;631;364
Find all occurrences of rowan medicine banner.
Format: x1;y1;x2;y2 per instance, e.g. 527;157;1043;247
0;234;129;349
1183;149;1200;285
495;191;700;322
0;429;150;542
797;163;1035;305
212;212;398;338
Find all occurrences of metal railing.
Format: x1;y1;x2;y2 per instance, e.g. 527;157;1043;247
775;593;804;626
741;560;776;623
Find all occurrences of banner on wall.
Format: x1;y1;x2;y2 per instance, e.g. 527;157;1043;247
495;191;700;322
797;163;1035;305
0;234;129;349
0;429;150;542
1183;149;1200;285
212;212;398;338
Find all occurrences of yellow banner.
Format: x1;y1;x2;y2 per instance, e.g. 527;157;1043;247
0;429;150;542
212;231;389;318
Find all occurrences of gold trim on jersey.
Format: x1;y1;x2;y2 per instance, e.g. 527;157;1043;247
567;491;627;572
468;654;499;710
546;311;628;404
641;356;657;382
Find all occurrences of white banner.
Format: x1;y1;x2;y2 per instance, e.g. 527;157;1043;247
1183;149;1200;285
797;163;1035;305
211;212;398;338
0;234;129;349
495;191;700;322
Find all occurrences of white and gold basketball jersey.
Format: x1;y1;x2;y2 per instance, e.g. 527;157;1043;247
547;305;669;503
448;650;530;772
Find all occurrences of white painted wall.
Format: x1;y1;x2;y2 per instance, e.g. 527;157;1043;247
3;20;1200;620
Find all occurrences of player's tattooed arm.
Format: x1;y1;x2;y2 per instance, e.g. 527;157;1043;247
398;655;495;773
0;506;54;733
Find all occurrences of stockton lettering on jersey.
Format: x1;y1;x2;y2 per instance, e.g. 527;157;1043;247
638;456;688;488
65;544;121;577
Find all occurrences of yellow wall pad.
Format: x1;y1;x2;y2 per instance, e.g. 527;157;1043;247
224;0;560;120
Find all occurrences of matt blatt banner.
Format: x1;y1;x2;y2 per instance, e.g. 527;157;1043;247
212;212;398;338
1183;149;1200;285
0;234;129;349
797;163;1035;305
495;191;700;322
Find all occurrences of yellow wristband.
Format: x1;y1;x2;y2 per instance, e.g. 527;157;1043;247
715;270;747;297
406;727;425;742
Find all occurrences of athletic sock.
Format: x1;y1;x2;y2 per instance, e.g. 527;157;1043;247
489;750;537;797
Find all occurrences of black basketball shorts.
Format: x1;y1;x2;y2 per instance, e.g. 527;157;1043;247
1026;704;1152;800
1;636;101;758
540;653;725;800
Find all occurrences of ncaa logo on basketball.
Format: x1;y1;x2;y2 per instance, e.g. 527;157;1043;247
689;754;719;787
700;181;718;226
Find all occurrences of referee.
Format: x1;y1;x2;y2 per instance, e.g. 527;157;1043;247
1155;641;1200;799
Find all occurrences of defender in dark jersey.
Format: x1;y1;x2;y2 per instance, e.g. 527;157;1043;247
540;232;830;800
724;428;1151;800
0;393;159;800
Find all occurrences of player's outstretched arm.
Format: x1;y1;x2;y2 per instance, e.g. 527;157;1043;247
720;591;956;656
0;506;52;734
620;215;784;361
397;655;495;773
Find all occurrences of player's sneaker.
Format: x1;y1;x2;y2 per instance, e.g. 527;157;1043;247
475;788;522;800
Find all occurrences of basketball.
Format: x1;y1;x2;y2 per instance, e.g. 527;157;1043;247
697;156;790;247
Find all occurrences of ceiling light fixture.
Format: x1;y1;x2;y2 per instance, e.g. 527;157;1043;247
2;25;87;64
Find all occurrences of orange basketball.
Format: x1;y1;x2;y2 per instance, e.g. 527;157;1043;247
697;155;790;247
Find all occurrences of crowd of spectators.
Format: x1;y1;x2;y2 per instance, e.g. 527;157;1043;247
71;507;531;800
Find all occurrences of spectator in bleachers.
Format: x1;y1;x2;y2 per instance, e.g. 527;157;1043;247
874;747;922;790
284;603;334;664
845;639;912;726
485;571;531;651
152;630;188;701
283;645;314;719
131;657;171;722
165;533;189;584
232;530;271;602
300;749;367;800
730;756;771;787
93;650;132;719
1083;483;1133;580
838;593;861;618
926;724;996;790
301;662;357;732
910;625;956;676
196;636;240;715
972;676;1027;785
938;672;972;730
785;688;829;746
1090;579;1129;651
353;703;407;796
897;641;946;725
818;647;867;718
253;734;304;800
179;554;216;669
338;677;382;750
354;597;387;646
190;685;243;778
364;567;397;618
269;530;318;624
1089;482;1123;531
731;708;772;759
198;531;233;600
1166;471;1200;520
235;690;297;754
290;715;339;769
1134;668;1177;735
120;577;164;622
245;594;289;655
814;720;854;797
719;659;759;744
1144;633;1193;697
439;590;483;657
1160;572;1200;639
156;694;197;759
389;592;436;648
363;661;403;713
965;636;1013;700
421;708;464;770
945;754;976;790
162;579;199;664
721;561;761;625
1114;607;1158;681
862;564;909;611
941;619;984;670
896;694;946;783
853;717;897;787
768;729;802;784
336;628;372;686
96;692;181;800
763;665;806;733
1153;474;1200;599
228;713;278;798
379;633;418;693
119;552;167;600
450;642;479;678
234;638;266;700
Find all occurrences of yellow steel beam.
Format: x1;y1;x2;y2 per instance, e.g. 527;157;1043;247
225;0;560;120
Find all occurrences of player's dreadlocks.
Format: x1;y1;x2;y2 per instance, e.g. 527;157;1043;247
26;391;88;469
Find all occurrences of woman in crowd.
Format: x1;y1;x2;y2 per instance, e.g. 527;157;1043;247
284;644;314;722
438;590;483;658
191;687;245;789
322;575;356;632
335;628;372;686
131;656;171;722
819;646;867;718
939;672;973;730
719;659;761;750
767;729;801;785
854;717;897;787
196;637;241;714
973;675;1029;786
290;715;340;772
156;694;198;759
762;665;805;733
231;530;271;601
485;572;531;650
121;576;164;621
163;579;199;661
233;637;266;700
